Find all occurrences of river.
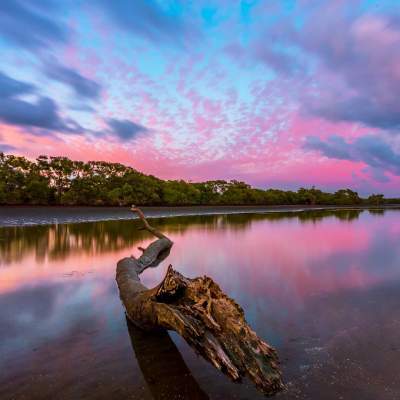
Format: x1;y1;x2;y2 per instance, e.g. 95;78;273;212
0;208;399;399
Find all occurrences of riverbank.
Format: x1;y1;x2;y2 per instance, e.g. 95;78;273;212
0;204;399;227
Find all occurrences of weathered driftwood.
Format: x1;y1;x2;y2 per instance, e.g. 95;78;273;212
116;206;284;396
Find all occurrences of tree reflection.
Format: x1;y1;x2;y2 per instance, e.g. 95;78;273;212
0;209;372;265
369;209;385;216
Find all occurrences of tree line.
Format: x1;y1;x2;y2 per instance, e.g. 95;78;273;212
0;153;397;206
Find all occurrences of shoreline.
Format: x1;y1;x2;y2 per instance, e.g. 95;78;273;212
0;204;399;228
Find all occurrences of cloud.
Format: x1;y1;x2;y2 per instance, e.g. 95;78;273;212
225;41;302;76
0;71;35;98
0;143;17;153
0;71;83;134
253;45;301;76
305;95;400;131
304;134;400;181
69;103;96;113
96;0;193;45
298;11;400;130
304;135;352;160
0;96;73;132
106;118;148;140
0;0;67;50
249;3;400;131
44;62;101;100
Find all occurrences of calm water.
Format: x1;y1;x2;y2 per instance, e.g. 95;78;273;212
0;209;399;400
0;205;343;227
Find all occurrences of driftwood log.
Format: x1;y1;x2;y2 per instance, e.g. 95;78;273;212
116;206;284;396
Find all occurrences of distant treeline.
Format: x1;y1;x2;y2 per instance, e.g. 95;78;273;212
0;153;398;206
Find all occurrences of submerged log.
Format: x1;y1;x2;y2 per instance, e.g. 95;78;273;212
116;206;284;396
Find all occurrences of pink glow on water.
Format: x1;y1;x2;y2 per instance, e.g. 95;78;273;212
0;211;399;398
2;211;398;303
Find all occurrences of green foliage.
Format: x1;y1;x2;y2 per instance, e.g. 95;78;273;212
0;152;395;206
367;193;384;206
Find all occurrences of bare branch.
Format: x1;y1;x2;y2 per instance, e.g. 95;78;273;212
131;205;167;239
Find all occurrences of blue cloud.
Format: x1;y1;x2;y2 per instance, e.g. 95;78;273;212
0;71;35;98
304;134;400;179
107;118;148;140
0;96;67;131
0;0;67;49
44;63;101;100
0;143;17;153
96;0;192;44
306;96;400;131
304;135;352;161
0;71;82;134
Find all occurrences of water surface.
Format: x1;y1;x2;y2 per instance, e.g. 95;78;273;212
0;209;399;399
0;205;365;227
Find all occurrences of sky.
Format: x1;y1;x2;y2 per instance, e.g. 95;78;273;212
0;0;399;196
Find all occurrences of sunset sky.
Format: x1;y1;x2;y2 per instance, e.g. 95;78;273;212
0;0;399;195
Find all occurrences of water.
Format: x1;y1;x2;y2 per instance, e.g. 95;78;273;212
0;209;399;399
0;205;354;227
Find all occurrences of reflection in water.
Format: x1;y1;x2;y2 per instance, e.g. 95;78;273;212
0;208;400;399
369;209;385;216
0;220;148;265
127;319;208;400
0;209;366;265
